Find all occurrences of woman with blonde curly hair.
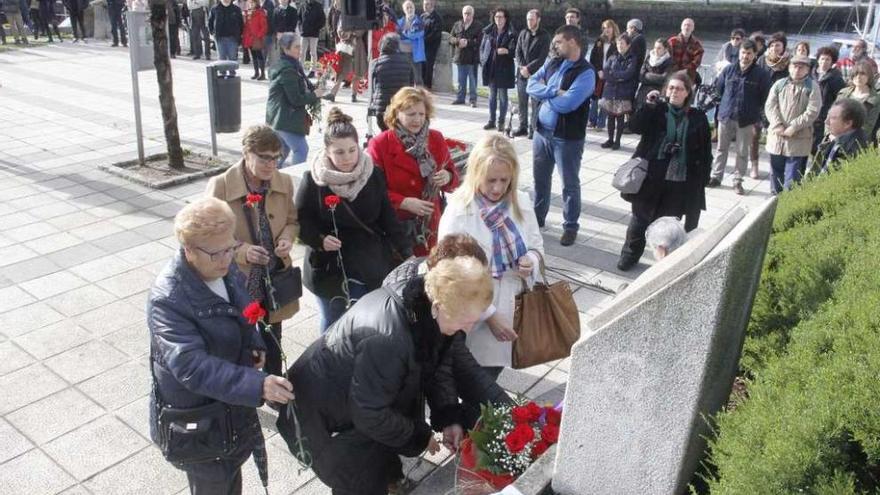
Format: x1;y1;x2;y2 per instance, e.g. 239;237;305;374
279;254;510;495
367;86;461;256
438;133;544;378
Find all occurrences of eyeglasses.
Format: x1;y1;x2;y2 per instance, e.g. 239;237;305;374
255;152;282;164
196;243;240;261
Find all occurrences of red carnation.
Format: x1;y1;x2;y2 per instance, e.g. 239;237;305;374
242;301;267;325
531;440;550;459
544;407;562;426
513;423;535;443
541;423;560;445
505;429;528;454
245;193;263;208
526;402;543;422
511;405;532;424
324;194;341;209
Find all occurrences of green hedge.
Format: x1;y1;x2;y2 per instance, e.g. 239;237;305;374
705;151;880;494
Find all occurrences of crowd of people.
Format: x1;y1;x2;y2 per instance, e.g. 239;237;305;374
134;4;880;495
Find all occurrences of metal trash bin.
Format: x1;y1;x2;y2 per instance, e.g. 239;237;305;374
207;61;241;134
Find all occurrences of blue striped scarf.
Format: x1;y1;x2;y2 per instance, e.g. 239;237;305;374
477;194;528;279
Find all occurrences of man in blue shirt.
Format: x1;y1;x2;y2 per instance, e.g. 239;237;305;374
528;25;596;246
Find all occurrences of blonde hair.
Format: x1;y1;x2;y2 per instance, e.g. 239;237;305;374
384;87;436;130
174;197;236;246
424;257;493;316
241;124;282;154
452;134;522;220
602;19;620;40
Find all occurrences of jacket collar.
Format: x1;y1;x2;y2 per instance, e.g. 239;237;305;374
223;160;287;202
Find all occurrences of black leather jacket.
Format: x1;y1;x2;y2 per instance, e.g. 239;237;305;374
147;250;266;477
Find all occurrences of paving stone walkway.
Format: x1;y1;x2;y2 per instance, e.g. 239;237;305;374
0;41;773;495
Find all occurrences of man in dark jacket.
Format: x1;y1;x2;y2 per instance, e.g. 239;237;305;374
209;0;244;62
528;25;596;247
811;99;868;174
273;0;298;33
514;9;549;138
626;19;646;69
420;0;442;90
709;39;771;195
812;45;846;153
278;262;510;495
449;5;481;107
149;198;293;493
564;7;589;58
370;33;415;130
300;0;325;70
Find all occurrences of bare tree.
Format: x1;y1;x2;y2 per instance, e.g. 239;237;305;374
149;0;184;169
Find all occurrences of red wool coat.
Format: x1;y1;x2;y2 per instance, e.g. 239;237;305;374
367;128;460;256
242;8;268;49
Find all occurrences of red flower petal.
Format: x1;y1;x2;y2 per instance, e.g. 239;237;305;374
242;301;267;325
511;406;531;424
541;423;559;445
324;194;341;209
544;407;562;426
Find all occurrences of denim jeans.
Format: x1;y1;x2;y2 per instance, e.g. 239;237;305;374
276;130;309;167
588;96;607;128
217;37;239;61
769;154;806;194
317;280;369;333
455;64;478;103
532;128;584;232
488;85;509;125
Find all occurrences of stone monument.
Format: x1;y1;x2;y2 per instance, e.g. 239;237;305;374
552;199;777;495
432;32;455;94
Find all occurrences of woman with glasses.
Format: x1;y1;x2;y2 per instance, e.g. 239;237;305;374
617;71;712;271
834;60;880;144
206;125;300;378
479;7;517;131
148;197;294;494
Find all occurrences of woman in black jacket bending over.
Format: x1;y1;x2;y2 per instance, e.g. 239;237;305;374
617;71;711;271
278;255;511;495
369;33;416;131
296;108;413;332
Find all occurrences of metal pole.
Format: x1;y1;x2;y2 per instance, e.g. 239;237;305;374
128;12;146;166
206;65;218;156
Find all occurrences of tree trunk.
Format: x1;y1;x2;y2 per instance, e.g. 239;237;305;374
150;0;185;169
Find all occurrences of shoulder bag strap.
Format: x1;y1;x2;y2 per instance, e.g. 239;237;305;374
340;197;387;237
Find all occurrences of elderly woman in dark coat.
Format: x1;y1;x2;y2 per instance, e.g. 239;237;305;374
600;33;640;150
277;255;511;495
617;71;711;271
148;198;294;494
480;7;517;131
369;33;416;131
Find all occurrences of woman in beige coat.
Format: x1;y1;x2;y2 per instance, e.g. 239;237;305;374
206;125;299;377
764;55;821;194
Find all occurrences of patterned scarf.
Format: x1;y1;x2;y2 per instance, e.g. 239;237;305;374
476;193;528;279
241;168;280;302
395;123;438;200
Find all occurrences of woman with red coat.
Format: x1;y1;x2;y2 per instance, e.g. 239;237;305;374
371;6;398;60
243;0;268;80
368;87;461;256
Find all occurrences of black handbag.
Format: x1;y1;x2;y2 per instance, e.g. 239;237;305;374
242;202;303;312
150;356;238;464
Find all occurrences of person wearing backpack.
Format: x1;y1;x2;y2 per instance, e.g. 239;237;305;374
764;54;821;194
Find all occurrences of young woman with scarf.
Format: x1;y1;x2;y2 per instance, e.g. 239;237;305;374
368;87;461;257
296;108;413;332
617;71;711;272
437;134;544;379
636;38;674;107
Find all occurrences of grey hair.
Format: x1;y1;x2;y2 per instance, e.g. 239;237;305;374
379;32;401;55
646;217;687;253
279;32;302;51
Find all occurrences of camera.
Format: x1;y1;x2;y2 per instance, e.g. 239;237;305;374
663;142;682;156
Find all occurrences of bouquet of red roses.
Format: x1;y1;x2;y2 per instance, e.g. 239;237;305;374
457;400;562;495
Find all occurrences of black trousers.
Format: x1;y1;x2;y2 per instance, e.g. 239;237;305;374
189;7;210;57
422;41;440;89
186;468;242;495
620;182;688;263
70;8;86;39
516;76;538;132
109;3;127;45
169;23;181;55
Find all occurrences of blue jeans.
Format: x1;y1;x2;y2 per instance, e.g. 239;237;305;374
276;130;308;167
769;154;806;194
532;128;584;232
456;64;478;103
217;37;239;61
317;280;369;334
488;85;508;125
588;96;607;128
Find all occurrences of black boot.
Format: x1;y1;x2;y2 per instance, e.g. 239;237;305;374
612;116;624;150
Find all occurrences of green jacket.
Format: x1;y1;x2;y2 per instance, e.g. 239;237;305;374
266;57;318;136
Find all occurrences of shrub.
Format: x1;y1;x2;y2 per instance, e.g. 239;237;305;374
705;151;880;494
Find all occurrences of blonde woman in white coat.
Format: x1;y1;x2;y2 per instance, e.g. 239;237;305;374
438;134;544;379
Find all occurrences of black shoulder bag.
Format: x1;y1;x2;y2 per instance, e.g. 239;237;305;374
242;202;303;312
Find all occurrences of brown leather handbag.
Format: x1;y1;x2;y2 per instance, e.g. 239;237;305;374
512;251;581;369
